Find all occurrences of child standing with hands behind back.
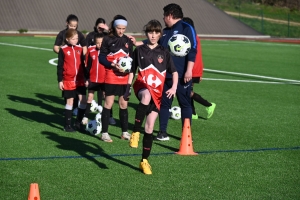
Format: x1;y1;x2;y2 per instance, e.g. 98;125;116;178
57;29;87;132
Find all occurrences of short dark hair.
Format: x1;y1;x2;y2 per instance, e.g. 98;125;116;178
182;17;195;28
66;14;78;23
143;19;162;35
94;32;104;41
163;3;183;19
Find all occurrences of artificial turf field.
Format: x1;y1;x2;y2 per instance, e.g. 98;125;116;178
0;36;299;199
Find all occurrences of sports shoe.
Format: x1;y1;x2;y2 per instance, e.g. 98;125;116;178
129;132;140;148
206;103;216;119
81;117;88;125
64;125;76;132
155;131;169;141
101;132;113;142
121;132;131;140
109;117;116;125
192;114;198;120
73;121;81;130
140;159;152;175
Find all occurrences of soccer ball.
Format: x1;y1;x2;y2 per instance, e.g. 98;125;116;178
168;34;191;57
95;113;102;124
97;105;103;113
90;100;98;113
170;106;181;120
118;56;133;73
86;120;101;135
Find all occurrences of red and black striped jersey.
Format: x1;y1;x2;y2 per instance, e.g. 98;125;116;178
99;34;133;84
132;44;177;109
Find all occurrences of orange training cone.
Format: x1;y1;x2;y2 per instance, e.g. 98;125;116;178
176;118;198;155
28;183;40;200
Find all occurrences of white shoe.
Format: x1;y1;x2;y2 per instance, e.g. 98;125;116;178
109;117;116;125
101;132;112;142
121;132;131;140
81;117;88;125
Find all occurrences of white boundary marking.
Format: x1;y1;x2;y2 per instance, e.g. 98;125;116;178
1;42;299;85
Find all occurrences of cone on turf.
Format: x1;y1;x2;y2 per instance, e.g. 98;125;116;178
28;183;40;200
176;118;198;155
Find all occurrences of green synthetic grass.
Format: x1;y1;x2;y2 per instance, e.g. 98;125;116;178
0;36;300;199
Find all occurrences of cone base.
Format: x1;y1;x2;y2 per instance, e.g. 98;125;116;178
176;151;198;155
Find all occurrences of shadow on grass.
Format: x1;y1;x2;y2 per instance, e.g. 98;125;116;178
41;131;140;171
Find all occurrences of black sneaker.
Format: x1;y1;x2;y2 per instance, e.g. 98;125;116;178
155;131;170;141
64;125;76;132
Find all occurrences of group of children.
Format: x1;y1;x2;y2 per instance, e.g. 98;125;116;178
55;10;216;175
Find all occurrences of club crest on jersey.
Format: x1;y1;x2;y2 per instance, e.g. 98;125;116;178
157;55;163;63
92;55;96;60
125;43;128;48
76;50;81;54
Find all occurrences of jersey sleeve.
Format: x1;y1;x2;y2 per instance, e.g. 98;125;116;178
78;32;87;47
57;49;64;82
185;27;197;62
54;31;64;46
99;36;112;68
166;51;177;74
130;48;139;74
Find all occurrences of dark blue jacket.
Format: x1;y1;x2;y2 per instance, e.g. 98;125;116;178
160;20;197;78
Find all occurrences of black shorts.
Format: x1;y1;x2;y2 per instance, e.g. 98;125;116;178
62;86;86;99
192;77;200;83
105;84;126;96
88;82;104;92
146;101;159;115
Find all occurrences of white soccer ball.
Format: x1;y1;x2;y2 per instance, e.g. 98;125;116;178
86;120;101;135
118;56;132;73
95;113;102;124
97;105;103;113
170;106;181;120
168;34;191;57
90;100;98;113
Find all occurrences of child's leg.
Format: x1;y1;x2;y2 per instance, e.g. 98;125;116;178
140;111;158;175
76;94;87;123
119;95;129;133
100;95;114;142
83;91;94;123
192;92;212;107
64;98;75;132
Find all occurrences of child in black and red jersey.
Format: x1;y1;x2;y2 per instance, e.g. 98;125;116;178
57;29;87;132
54;14;87;116
128;20;178;174
82;33;106;124
98;15;134;142
85;18;116;125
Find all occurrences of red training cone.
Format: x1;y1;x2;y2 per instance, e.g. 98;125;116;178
176;118;198;155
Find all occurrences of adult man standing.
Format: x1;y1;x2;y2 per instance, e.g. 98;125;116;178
156;3;197;141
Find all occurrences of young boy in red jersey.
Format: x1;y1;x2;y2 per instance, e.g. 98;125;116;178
82;33;106;124
128;20;178;174
57;29;87;132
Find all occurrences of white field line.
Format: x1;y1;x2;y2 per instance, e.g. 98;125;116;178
203;78;300;85
1;42;299;84
204;69;300;83
0;42;53;51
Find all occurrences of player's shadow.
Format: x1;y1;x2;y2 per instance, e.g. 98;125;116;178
6;94;65;130
153;141;178;152
41;131;140;171
7;94;62;115
35;92;64;106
